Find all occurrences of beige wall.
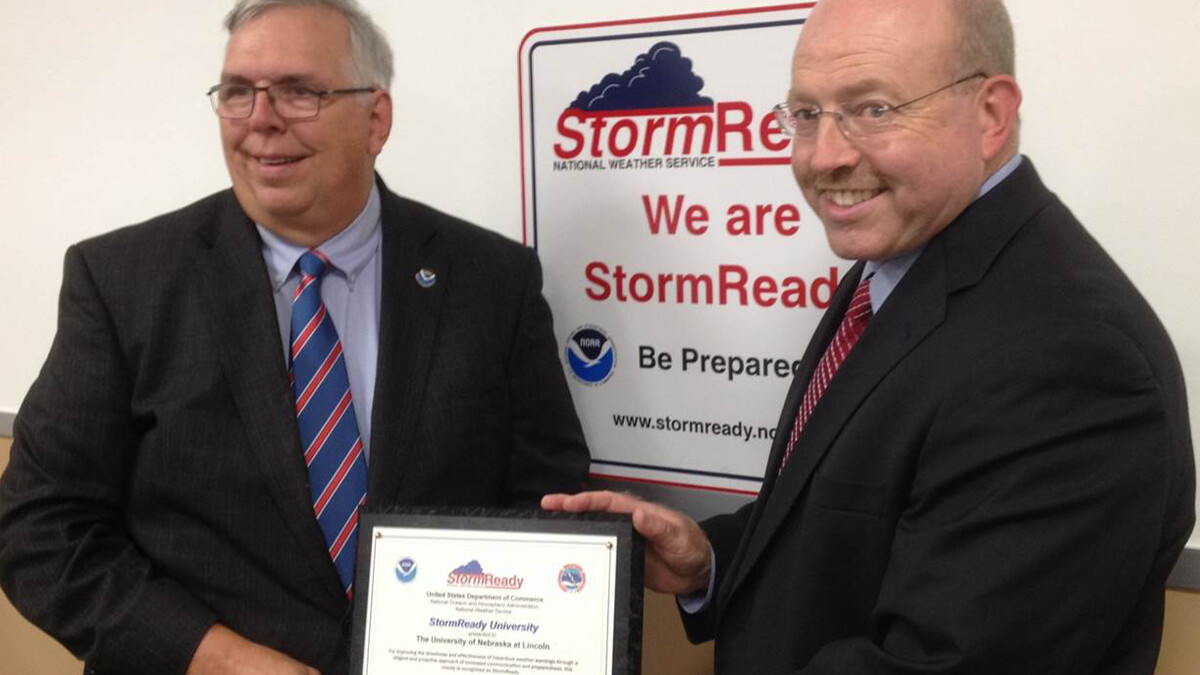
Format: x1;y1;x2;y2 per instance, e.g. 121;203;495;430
1157;589;1200;675
0;435;1195;674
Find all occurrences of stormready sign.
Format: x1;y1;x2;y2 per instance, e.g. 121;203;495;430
520;4;839;496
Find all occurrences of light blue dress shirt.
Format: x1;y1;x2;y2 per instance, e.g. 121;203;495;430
257;185;383;459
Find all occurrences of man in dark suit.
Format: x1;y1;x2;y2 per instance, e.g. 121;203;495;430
0;2;588;674
544;0;1194;673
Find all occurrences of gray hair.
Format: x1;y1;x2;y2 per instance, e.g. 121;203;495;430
956;0;1016;77
224;0;394;90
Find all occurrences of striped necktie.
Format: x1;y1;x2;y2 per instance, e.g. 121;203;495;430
290;250;368;596
780;276;873;470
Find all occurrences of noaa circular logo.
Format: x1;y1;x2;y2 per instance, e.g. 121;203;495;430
558;564;586;593
565;326;616;385
394;557;418;584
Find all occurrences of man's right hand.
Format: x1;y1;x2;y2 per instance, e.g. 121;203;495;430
186;624;321;675
541;491;711;595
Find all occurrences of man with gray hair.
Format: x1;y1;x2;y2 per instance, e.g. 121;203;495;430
0;2;589;674
545;0;1194;673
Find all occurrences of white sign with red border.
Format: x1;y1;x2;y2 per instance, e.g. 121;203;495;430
520;4;842;496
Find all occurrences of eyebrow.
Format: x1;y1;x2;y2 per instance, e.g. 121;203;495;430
219;73;319;85
789;77;899;105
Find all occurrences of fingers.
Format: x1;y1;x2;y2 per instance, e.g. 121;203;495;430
542;491;704;560
629;502;673;541
539;493;571;511
634;505;712;594
186;623;323;675
541;491;712;595
632;504;708;562
541;491;696;550
540;490;645;514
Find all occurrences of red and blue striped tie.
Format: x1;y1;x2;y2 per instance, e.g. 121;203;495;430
290;250;368;597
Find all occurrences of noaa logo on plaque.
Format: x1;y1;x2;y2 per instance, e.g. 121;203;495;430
565;326;616;385
395;557;418;583
558;564;586;593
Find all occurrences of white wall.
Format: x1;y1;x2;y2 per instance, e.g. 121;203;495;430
1;0;1197;546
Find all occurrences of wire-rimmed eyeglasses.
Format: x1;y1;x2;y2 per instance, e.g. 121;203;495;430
206;82;377;121
772;73;988;141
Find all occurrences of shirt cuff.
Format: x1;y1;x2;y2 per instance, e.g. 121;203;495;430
676;543;717;614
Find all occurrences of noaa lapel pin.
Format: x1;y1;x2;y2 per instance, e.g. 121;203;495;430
415;268;437;288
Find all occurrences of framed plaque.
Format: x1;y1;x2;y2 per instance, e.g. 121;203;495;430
350;508;644;675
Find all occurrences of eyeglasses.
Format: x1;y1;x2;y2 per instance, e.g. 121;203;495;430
772;73;988;141
206;82;377;120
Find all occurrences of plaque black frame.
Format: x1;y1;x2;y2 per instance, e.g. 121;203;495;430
350;507;644;675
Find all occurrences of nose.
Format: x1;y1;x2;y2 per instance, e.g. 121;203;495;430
805;113;862;174
246;88;286;132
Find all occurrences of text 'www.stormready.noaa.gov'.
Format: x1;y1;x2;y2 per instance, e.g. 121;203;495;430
611;413;775;443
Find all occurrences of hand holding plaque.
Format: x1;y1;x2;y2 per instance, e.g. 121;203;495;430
540;491;711;596
351;509;643;675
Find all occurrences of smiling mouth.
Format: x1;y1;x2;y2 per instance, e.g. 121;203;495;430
256;156;305;166
824;189;883;207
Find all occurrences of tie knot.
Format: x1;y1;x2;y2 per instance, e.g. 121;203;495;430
298;250;329;280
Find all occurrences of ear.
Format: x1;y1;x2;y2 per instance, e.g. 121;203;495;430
367;90;393;157
975;75;1021;163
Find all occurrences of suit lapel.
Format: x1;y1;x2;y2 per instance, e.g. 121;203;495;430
763;263;865;486
193;192;349;607
366;183;448;505
710;264;862;602
720;244;950;608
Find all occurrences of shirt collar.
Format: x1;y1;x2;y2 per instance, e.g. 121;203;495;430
257;184;382;292
862;153;1023;313
863;248;921;315
976;153;1022;199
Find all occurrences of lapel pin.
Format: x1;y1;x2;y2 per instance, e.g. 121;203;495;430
415;268;437;288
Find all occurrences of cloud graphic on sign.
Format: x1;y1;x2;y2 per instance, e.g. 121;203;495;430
568;41;713;111
453;560;484;574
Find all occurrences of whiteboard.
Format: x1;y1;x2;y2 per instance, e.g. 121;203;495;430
0;1;1196;553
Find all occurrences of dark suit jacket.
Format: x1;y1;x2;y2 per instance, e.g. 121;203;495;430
0;178;589;675
683;160;1194;674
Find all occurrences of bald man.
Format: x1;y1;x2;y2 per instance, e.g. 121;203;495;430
544;1;1194;672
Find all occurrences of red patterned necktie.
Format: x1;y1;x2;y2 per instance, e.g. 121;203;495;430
780;276;873;470
290;250;368;597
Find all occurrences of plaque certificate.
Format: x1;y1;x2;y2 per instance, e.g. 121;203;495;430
351;509;643;675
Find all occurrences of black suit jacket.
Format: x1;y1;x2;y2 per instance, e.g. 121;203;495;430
683;160;1194;674
0;178;589;675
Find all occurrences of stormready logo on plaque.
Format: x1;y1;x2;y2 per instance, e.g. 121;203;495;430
446;560;526;590
520;4;837;496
